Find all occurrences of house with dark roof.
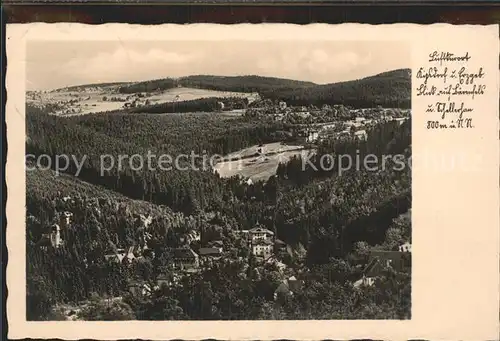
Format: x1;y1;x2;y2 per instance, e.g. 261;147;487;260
122;246;137;264
198;247;222;258
274;239;287;256
249;226;274;243
274;276;304;301
368;250;411;272
274;281;292;301
353;250;411;288
172;247;199;270
127;279;152;297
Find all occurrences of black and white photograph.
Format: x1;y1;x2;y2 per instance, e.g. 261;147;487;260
24;37;412;322
5;22;500;341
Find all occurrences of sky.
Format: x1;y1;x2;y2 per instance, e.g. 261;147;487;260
26;40;410;91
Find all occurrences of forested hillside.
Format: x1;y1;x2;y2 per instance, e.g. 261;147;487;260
118;78;177;94
117;75;315;95
263;69;411;108
179;75;316;93
54;69;411;109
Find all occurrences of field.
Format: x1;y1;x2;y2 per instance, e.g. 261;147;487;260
214;142;315;183
145;87;259;103
27;87;259;116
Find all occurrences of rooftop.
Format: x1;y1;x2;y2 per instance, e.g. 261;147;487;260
198;248;222;256
249;227;274;235
172;247;198;259
253;239;274;246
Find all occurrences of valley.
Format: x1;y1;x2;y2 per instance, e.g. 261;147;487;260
26;69;412;321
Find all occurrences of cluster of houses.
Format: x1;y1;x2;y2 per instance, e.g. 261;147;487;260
247;100;410;145
299;115;409;144
125;224;307;300
34;200;410;303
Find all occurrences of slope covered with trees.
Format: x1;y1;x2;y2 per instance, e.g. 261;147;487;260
179;75;316;93
55;69;411;109
118;78;177;94
263;69;411;108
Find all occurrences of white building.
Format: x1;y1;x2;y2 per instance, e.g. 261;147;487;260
60;211;73;229
354;130;368;141
249;227;274;243
50;224;63;249
398;242;412;253
306;131;319;143
252;240;273;259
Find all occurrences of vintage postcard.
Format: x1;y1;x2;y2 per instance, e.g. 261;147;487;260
5;23;500;340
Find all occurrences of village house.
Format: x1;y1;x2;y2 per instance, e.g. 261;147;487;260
60;211;73;228
266;256;287;273
278;101;287;110
306;130;319;143
37;211;71;250
123;246;137;264
156;272;180;289
252;239;274;260
273;276;304;301
104;249;126;264
198;247;223;259
48;223;63;249
353;248;411;289
354;130;368;141
127;279;153;297
274;239;288;256
172;247;200;270
248;227;274;243
104;246;137;265
398;242;412;253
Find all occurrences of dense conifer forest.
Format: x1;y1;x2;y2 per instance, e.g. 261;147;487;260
115;69;411;109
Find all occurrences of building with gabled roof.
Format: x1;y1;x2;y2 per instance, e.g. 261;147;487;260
198;247;222;257
172;247;199;270
353;249;411;288
248;226;274;243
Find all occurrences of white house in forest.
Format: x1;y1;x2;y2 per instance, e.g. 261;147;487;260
37;223;64;250
248;227;274;243
252;240;273;259
50;224;63;248
248;227;275;260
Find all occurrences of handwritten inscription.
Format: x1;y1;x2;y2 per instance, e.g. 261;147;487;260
416;51;485;130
